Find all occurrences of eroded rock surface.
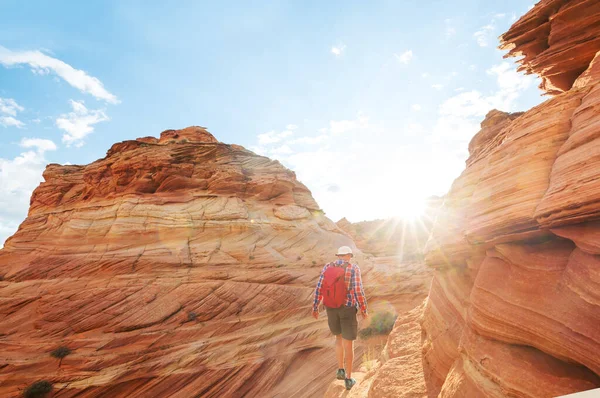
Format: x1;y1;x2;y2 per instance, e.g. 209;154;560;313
422;1;600;396
0;127;362;397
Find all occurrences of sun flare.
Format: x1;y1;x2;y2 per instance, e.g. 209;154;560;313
392;197;427;221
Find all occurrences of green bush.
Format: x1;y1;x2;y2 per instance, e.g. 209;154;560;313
23;381;53;398
50;346;71;359
358;311;397;339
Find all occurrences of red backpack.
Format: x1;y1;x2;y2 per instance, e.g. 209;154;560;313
322;265;348;308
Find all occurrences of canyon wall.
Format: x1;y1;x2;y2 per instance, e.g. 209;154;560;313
422;0;600;396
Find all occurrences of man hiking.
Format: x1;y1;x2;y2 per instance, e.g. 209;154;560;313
312;245;368;391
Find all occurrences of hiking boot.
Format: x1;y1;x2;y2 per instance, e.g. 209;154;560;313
336;368;346;380
345;377;356;390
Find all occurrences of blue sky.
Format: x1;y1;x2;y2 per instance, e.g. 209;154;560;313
0;0;542;246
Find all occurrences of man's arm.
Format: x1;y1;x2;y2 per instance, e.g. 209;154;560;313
312;264;328;312
354;266;368;314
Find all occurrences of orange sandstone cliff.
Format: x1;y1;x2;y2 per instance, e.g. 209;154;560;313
0;127;368;397
422;1;600;396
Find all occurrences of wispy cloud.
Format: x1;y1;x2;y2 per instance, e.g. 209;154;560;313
474;24;495;47
269;144;293;155
394;50;414;64
431;62;534;145
20;137;57;153
0;46;119;104
329;114;369;135
432;84;444;90
473;13;507;47
289;135;329;145
0;97;25;128
0;116;25;128
0;98;24;116
445;19;456;37
331;44;346;57
411;104;422;112
257;129;294;145
56;100;109;147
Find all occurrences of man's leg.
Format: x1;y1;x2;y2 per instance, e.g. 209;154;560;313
342;338;354;377
326;307;345;376
336;334;344;369
340;306;359;380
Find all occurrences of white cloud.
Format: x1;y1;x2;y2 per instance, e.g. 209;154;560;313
431;62;535;146
0;46;119;104
422;73;430;78
395;50;414;64
20;138;57;153
439;90;492;118
445;19;457;37
0;116;25;128
411;104;422;112
329;114;368;135
257;129;294;145
487;62;532;93
331;44;346;57
286;124;298;130
56;100;109;146
469;64;478;71
0;138;57;247
0;97;25;127
473;13;508;48
474;24;495;47
270;144;293;155
290;135;329;145
432;84;444;90
0;98;24;116
405;122;425;137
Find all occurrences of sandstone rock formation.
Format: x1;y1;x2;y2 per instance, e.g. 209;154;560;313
0;127;367;397
422;1;600;396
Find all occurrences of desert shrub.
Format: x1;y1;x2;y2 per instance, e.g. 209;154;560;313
312;260;317;265
249;255;255;260
358;311;397;339
296;256;302;261
23;381;52;398
188;311;198;321
50;346;71;359
276;264;285;268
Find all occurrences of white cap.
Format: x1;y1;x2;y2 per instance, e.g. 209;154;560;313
336;246;353;256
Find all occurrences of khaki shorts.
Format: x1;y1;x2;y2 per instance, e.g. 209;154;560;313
325;305;358;340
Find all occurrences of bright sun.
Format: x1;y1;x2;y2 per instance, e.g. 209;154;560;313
392;197;427;221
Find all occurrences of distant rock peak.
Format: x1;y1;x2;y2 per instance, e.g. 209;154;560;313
158;126;219;144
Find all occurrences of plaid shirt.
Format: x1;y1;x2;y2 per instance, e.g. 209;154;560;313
313;260;368;313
